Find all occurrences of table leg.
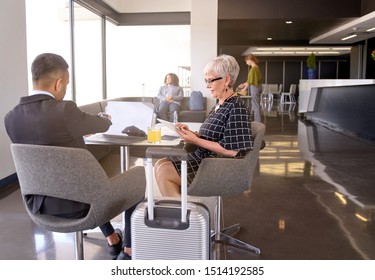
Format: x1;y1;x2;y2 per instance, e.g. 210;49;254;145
120;146;130;173
120;146;130;225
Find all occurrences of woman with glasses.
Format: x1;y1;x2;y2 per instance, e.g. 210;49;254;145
238;54;262;122
154;54;253;197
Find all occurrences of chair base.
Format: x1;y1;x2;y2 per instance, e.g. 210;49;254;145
211;223;261;256
210;196;261;258
280;94;296;104
261;92;273;103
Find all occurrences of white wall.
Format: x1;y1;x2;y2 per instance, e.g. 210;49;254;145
190;0;218;109
0;0;28;180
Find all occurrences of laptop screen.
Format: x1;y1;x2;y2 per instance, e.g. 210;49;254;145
103;101;154;136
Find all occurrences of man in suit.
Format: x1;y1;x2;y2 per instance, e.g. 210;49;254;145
4;53;130;259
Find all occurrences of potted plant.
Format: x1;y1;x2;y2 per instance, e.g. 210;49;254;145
306;52;316;79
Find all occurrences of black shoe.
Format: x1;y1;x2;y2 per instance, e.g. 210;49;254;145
260;140;266;150
108;229;123;257
116;250;132;260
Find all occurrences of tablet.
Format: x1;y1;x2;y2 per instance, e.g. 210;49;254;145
157;118;181;132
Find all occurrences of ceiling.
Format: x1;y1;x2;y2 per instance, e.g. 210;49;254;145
77;0;375;57
218;12;375;57
218;18;354;57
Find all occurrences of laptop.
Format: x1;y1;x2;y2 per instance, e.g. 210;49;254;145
88;101;155;145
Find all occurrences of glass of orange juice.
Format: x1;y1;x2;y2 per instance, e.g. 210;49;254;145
147;126;161;143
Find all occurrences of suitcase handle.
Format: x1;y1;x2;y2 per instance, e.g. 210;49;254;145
145;206;190;230
145;147;188;223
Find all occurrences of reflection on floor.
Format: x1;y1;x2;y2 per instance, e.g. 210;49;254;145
1;100;374;260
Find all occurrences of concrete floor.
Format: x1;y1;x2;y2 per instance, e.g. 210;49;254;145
1;101;374;260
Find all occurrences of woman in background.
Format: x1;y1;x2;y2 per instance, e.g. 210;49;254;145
238;54;262;122
156;73;184;121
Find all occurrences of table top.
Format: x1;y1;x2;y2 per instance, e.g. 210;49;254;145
85;122;202;147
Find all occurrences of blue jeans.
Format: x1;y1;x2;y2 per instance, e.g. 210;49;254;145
250;85;261;122
157;101;181;122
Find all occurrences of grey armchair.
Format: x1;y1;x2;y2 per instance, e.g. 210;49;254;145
187;122;266;257
10;144;146;260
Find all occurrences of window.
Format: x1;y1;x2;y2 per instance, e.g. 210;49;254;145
73;3;103;105
25;0;72;99
26;1;191;104
106;24;190;99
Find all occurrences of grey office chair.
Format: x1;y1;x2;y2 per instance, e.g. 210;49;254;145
10;144;146;260
187;122;266;257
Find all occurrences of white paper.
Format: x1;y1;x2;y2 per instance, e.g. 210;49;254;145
103;101;155;136
157;118;181;132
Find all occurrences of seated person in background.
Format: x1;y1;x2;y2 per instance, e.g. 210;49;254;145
4;53;134;260
156;73;184;122
154;54;253;197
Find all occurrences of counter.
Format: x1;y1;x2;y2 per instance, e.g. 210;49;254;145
298;79;375;113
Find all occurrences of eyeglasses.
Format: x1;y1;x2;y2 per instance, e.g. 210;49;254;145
204;77;223;85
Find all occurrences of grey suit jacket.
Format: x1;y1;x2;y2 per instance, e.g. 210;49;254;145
4;94;112;216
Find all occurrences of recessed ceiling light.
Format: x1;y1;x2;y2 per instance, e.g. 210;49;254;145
267;37;272;40
286;21;293;24
341;34;357;41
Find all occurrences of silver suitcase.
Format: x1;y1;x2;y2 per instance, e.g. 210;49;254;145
132;147;210;260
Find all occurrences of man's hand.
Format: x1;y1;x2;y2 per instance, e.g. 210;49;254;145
98;112;111;120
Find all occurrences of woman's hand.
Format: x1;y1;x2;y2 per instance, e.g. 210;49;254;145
175;124;199;143
175;122;237;157
239;89;247;95
175;123;188;131
98;112;111;120
238;83;245;89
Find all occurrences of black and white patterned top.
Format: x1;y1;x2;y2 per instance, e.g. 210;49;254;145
170;95;253;184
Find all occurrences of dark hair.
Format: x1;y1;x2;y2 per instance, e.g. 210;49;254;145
164;73;180;86
31;53;69;81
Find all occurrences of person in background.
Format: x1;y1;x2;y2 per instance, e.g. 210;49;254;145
154;54;253;197
4;53;134;260
156;73;184;122
238;54;262;122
